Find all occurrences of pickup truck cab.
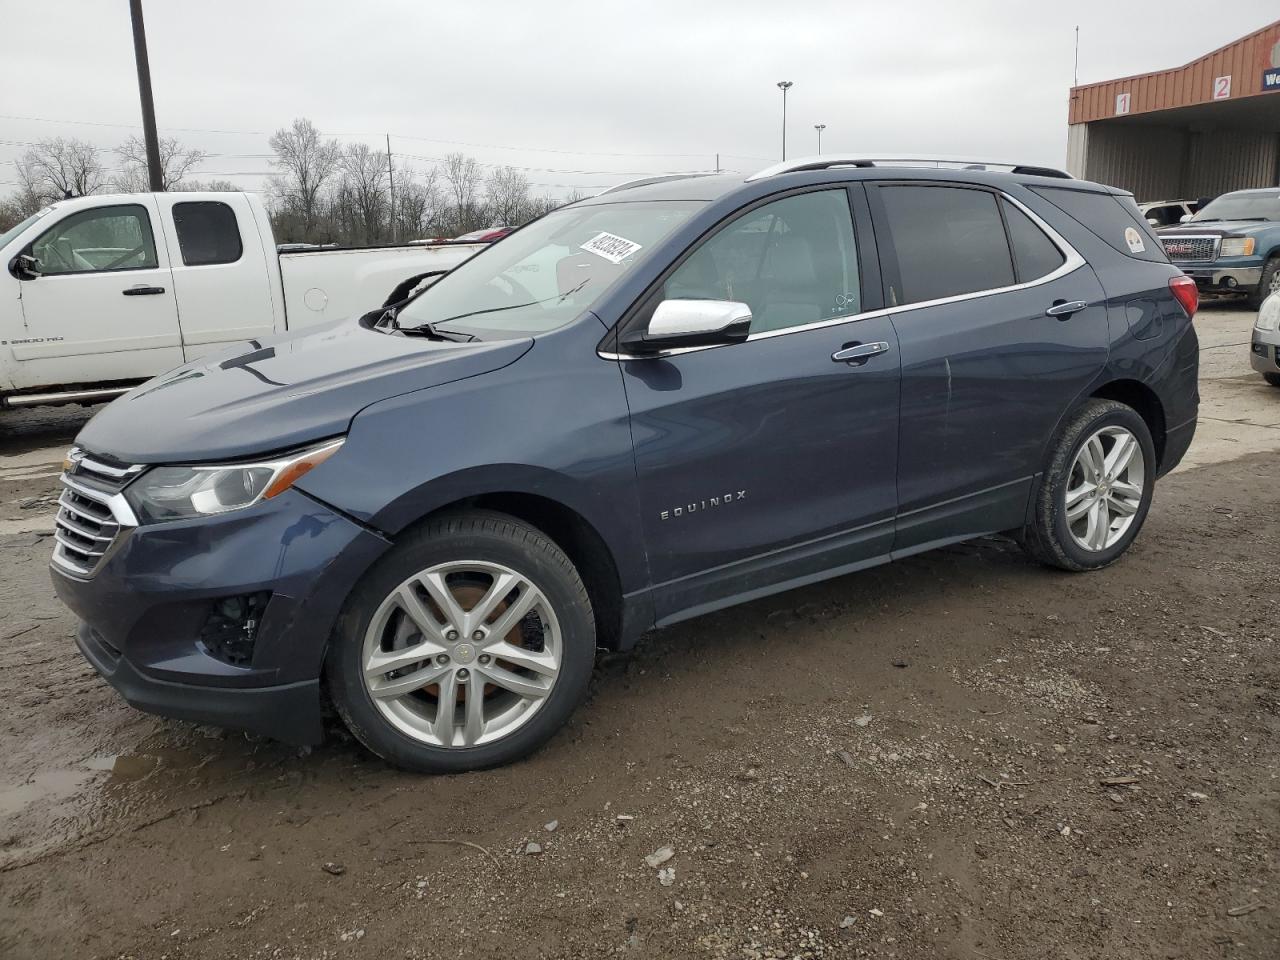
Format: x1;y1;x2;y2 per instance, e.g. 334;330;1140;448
1;192;481;409
1157;188;1280;307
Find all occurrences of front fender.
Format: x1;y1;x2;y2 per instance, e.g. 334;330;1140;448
294;319;651;596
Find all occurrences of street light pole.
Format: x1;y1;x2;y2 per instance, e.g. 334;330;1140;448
776;81;793;161
128;0;164;192
814;123;826;155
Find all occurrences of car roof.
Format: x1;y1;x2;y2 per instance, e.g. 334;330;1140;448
578;164;1122;206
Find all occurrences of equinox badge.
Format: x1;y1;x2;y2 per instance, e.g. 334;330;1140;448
660;490;746;520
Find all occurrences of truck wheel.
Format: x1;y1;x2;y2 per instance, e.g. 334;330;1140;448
326;510;595;773
1264;373;1280;388
1247;256;1280;309
1021;399;1157;572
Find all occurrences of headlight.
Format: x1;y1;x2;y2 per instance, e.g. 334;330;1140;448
1220;237;1255;257
1257;294;1280;333
124;438;344;523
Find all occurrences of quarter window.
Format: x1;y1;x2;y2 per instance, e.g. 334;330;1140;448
29;204;158;275
173;201;243;266
664;190;860;335
1002;199;1065;282
879;185;1015;305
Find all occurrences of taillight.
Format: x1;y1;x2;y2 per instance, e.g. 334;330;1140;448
1169;275;1198;319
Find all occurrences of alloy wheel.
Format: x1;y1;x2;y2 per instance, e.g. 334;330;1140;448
1064;425;1146;552
361;561;562;748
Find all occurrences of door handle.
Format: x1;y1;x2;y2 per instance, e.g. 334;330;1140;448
123;285;165;296
832;341;890;364
1045;299;1087;318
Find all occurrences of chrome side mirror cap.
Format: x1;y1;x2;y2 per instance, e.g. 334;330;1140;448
620;299;752;355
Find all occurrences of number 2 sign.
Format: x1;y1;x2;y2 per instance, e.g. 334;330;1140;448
1213;75;1231;100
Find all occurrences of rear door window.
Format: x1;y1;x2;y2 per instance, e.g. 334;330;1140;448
1001;199;1065;282
877;185;1014;305
173;201;243;266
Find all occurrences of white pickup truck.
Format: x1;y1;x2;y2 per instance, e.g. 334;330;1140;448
0;191;483;409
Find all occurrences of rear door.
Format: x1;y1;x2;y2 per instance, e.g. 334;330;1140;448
619;186;901;622
13;198;182;388
154;194;277;360
867;181;1108;550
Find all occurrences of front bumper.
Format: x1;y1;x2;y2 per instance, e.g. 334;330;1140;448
1173;263;1263;292
1252;329;1280;376
51;487;391;744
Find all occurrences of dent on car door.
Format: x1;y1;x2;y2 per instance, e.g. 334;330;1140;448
869;182;1108;550
12;199;182;388
619;186;901;623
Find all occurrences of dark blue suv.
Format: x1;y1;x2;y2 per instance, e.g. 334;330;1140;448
51;157;1201;772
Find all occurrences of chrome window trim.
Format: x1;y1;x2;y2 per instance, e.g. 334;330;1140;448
600;189;1085;361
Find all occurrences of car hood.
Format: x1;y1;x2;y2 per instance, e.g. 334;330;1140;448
77;320;533;463
1158;220;1275;236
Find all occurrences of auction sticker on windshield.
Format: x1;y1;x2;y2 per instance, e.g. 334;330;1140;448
580;232;643;264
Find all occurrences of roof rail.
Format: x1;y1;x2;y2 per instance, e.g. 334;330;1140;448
600;173;713;195
746;155;1072;181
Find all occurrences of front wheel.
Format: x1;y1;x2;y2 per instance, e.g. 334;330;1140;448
326;510;596;773
1021;399;1157;572
1247;256;1280;310
1264;372;1280;388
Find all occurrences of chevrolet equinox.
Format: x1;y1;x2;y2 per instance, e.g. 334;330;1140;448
50;157;1200;772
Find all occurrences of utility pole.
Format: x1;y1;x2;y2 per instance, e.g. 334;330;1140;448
1073;26;1080;87
776;81;793;161
715;152;720;173
128;0;164;192
814;123;826;155
386;133;396;242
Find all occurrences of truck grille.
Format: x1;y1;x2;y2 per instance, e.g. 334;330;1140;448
52;450;143;577
1160;235;1219;262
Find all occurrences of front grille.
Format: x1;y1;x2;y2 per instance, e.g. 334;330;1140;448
52;451;142;577
1160;235;1219;262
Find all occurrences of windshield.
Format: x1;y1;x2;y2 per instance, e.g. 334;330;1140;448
0;209;51;251
396;200;703;337
1192;192;1280;222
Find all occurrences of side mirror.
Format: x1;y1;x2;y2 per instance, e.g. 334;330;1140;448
620;299;752;354
8;253;41;280
1146;217;1160;227
1179;213;1194;224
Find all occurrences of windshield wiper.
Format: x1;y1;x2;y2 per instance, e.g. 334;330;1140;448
402;278;591;333
396;323;478;342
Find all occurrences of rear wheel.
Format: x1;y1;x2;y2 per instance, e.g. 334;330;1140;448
326;511;595;773
1021;399;1156;571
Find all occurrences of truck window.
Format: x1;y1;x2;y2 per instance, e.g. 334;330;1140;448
29;204;158;275
173;201;243;266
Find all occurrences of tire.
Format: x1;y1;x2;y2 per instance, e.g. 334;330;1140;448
1264;372;1280;388
326;510;595;773
1021;399;1157;572
1247;256;1280;310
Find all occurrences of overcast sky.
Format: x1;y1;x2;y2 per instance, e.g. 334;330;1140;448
2;1;1277;199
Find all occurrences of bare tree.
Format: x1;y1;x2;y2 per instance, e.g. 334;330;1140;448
112;135;207;192
17;138;107;202
485;166;532;226
336;143;389;244
268;118;340;237
441;153;485;234
394;166;443;240
183;178;240;192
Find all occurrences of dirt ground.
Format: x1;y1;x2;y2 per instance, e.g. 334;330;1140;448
1;304;1277;959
